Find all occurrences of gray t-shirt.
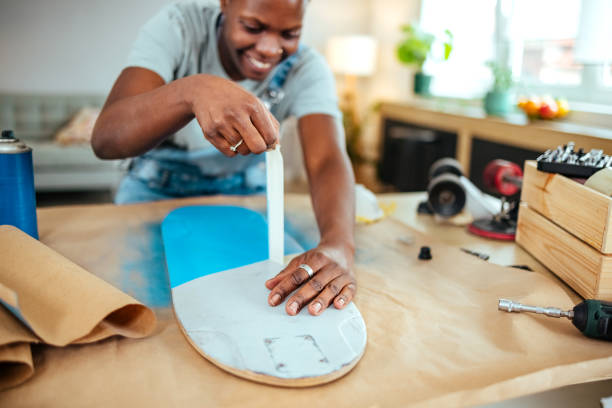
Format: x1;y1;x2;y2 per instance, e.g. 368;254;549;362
126;0;341;157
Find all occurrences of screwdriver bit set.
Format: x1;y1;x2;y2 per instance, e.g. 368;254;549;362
536;141;611;178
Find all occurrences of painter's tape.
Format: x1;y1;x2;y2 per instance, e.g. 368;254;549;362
163;147;286;288
266;147;284;264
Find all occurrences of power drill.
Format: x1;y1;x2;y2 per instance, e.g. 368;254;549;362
498;299;612;341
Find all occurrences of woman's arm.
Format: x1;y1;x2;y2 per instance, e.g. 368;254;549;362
91;67;279;159
265;113;357;316
299;114;355;256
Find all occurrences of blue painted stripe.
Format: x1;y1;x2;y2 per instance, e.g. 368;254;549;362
0;299;33;330
162;206;270;288
120;222;171;308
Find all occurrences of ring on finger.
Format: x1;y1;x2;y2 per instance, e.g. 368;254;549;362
297;263;314;278
230;139;243;152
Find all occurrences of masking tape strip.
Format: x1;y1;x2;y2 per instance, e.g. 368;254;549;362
266;147;284;264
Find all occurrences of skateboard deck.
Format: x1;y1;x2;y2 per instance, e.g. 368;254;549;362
162;149;367;387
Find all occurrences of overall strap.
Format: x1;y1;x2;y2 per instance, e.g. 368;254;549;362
262;45;304;107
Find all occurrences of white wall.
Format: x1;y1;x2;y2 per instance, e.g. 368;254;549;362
0;0;419;96
0;0;175;93
0;0;373;94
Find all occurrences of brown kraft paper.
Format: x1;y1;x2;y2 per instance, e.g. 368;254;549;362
1;196;611;407
0;225;157;390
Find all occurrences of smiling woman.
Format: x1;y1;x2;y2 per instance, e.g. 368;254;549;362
90;0;358;317
218;0;305;81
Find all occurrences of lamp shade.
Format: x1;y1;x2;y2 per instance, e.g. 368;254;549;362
326;35;378;76
575;0;612;64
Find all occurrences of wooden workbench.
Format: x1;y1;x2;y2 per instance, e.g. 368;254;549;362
1;193;610;407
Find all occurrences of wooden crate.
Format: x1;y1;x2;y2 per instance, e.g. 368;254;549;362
516;204;612;300
520;161;612;254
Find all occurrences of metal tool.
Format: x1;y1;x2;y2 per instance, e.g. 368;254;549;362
536;142;612;177
498;299;612;341
460;248;490;261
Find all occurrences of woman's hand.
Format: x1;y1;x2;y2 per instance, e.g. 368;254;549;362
92;68;279;160
187;74;279;156
265;242;356;316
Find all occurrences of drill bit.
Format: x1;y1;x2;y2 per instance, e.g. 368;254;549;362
498;299;574;319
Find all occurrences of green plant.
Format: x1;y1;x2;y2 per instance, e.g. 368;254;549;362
486;61;514;91
396;24;453;72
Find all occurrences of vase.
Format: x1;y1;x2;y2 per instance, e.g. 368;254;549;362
413;72;432;96
484;90;513;116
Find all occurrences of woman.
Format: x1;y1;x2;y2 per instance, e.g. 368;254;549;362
92;0;356;316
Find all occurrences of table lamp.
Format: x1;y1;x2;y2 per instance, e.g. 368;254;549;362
326;35;378;107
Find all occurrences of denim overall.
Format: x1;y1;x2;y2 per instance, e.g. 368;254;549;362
115;49;301;205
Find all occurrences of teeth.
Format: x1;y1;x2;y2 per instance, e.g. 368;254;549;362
248;55;271;70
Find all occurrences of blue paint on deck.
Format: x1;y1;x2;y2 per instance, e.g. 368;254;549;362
120;222;171;308
284;231;304;255
284;217;317;251
162;205;309;288
249;207;315;253
163;206;270;288
116;205;310;303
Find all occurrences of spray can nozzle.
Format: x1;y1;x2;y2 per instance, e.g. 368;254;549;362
1;130;16;140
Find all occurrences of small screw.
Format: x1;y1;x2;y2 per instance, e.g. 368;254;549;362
398;235;415;246
418;246;432;260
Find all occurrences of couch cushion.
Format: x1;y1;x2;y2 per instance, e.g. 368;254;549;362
0;93;105;142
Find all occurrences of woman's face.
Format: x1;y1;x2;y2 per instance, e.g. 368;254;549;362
219;0;305;81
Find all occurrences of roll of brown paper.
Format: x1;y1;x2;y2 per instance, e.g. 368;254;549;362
0;225;157;390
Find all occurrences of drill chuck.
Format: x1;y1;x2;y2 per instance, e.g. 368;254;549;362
571;299;612;340
498;298;612;341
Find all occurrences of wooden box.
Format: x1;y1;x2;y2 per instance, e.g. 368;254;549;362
517;161;612;300
517;204;612;300
520;161;612;254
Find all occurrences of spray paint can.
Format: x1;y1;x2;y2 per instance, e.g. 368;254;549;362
0;130;38;239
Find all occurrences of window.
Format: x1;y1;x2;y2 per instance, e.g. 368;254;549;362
509;0;612;105
605;65;612;88
510;0;582;87
419;0;497;99
420;0;612;106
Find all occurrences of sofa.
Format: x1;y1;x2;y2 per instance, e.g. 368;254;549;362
0;93;122;192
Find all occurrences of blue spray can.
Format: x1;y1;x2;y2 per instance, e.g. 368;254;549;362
0;130;38;239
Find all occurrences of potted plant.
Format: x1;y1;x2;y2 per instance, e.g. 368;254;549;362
483;61;514;116
396;24;453;95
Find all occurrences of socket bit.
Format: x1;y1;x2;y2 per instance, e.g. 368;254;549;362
536;149;551;162
498;299;574;319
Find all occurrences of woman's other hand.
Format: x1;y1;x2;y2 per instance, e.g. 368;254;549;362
265;242;356;316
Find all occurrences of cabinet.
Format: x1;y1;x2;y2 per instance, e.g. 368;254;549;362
378;119;456;191
377;101;612;192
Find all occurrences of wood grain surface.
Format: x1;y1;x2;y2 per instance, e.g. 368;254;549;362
517;204;612;300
